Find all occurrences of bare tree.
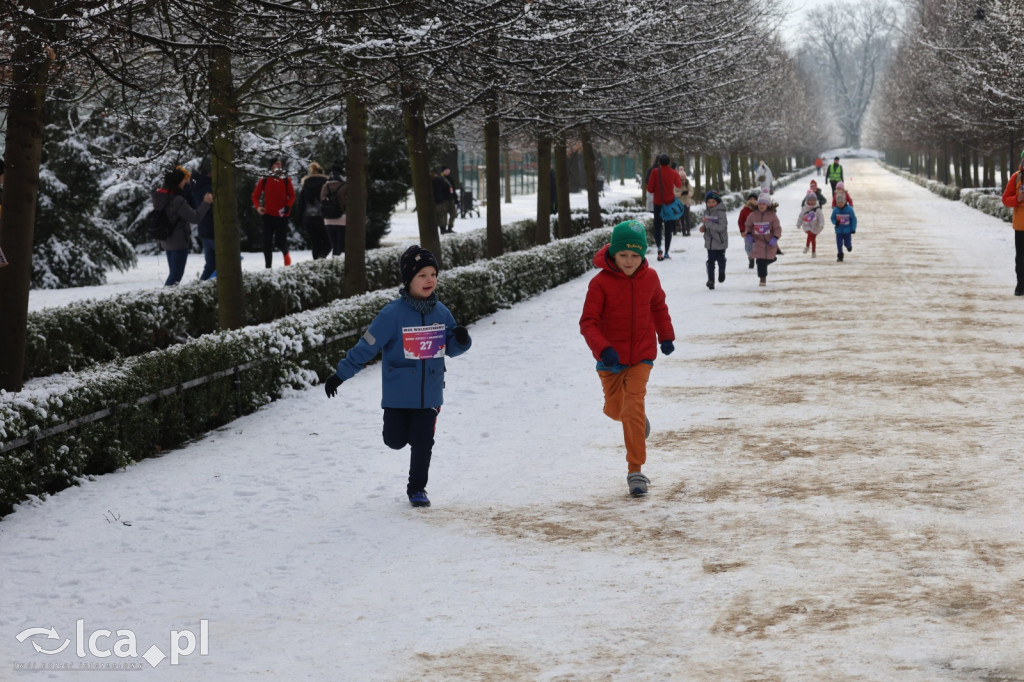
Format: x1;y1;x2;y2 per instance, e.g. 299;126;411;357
799;0;897;147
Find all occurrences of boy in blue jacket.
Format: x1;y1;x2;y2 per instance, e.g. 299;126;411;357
831;191;858;262
323;245;472;507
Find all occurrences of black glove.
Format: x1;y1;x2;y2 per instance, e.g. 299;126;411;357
660;340;675;356
324;374;343;398
452;325;470;345
600;347;620;367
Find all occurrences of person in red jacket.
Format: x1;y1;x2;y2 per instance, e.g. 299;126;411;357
737;191;759;269
645;153;682;261
1001;151;1024;296
580;220;675;497
251;158;296;268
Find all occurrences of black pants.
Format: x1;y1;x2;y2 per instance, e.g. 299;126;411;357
262;215;290;267
756;258;772;278
304;217;331;260
652;207;672;254
383;407;438;496
1016;230;1024;288
706;249;726;282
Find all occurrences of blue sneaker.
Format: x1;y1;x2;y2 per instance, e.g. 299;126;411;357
408;491;431;508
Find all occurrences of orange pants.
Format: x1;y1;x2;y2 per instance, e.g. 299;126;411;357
598;363;652;473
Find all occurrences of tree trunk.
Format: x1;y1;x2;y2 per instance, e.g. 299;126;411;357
0;12;52;392
401;89;441;263
729;152;741;191
580;129;602;229
207;30;245;331
484;113;502;258
535;133;552;245
639;143;652;201
619;155;626;186
503;143;512;204
344;92;368;296
555;134;572;239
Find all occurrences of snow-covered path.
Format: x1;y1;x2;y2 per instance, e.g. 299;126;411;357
2;159;1023;680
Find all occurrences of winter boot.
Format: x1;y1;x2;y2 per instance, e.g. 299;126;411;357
759;277;766;287
748;258;754;269
627;472;650;497
803;245;809;254
408;491;431;508
718;270;725;283
837;252;844;262
707;280;715;290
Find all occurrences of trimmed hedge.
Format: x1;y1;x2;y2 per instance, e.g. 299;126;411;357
25;209;639;380
0;228;615;517
880;161;1013;222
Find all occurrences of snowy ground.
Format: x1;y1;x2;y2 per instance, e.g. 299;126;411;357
3;159;1024;680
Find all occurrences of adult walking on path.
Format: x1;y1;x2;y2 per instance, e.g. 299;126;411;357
1000;151;1024;296
3;160;1023;681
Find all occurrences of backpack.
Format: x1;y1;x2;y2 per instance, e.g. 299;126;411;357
321;181;346;219
146;194;175;240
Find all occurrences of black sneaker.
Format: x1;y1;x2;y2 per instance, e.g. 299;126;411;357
837;252;844;262
748;259;754;269
408;491;431;507
718;272;725;283
1016;286;1024;296
706;280;714;290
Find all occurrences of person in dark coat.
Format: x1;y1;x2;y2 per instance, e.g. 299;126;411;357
295;162;331;259
189;158;216;280
154;166;212;286
431;166;458;234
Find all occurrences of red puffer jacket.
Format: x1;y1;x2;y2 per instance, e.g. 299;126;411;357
251;175;296;218
580;244;675;366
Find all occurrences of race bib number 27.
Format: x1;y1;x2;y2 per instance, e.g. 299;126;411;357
402;324;447;359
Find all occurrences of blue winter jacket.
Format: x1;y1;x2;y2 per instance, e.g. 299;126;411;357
336;295;471;409
831;204;857;235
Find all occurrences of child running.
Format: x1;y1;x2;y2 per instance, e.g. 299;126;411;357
580;220;675;497
738;191;759;269
744;193;782;286
323;245;472;508
798;191;825;257
701;190;729;289
832;191;858;262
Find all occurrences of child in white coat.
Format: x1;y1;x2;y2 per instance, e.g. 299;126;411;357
798;191;825;257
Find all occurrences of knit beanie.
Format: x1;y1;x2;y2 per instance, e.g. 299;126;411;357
757;192;771;205
836;181;845;190
400;245;438;287
705;189;722;204
609;220;647;259
805;190;818;203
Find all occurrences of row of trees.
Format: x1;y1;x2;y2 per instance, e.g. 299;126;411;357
1;0;842;392
868;0;1024;187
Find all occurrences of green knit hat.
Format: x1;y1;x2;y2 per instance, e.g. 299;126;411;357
609;220;647;259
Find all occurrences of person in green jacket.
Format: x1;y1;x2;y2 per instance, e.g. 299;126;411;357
826;156;844;196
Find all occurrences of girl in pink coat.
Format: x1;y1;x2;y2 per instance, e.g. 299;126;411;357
744;193;782;287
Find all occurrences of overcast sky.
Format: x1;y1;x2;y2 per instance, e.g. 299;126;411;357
779;0;833;44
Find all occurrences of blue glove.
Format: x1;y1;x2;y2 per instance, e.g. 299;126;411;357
600;347;620;367
660;341;674;356
324;374;343;398
768;237;778;247
452;325;470;345
745;234;754;245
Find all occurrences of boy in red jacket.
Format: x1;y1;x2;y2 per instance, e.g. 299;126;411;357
580;220;675;497
251;158;296;268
